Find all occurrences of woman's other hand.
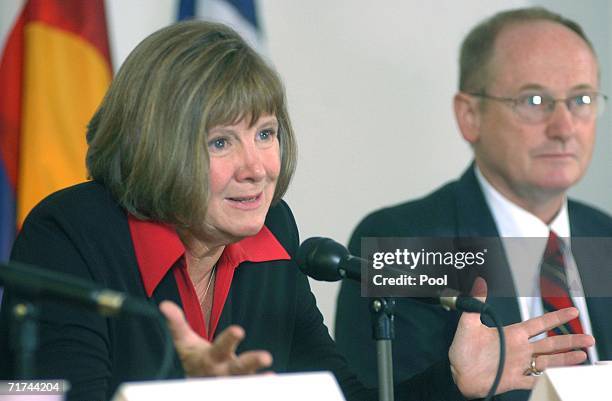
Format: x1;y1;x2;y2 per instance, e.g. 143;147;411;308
449;278;594;398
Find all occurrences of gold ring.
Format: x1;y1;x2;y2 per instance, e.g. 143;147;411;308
524;355;543;376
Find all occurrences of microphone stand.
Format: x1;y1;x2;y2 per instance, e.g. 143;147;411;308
10;300;39;379
370;297;395;401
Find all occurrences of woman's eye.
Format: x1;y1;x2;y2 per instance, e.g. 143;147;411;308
258;129;276;141
209;137;228;151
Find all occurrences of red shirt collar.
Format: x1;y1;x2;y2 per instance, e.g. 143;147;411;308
128;215;291;297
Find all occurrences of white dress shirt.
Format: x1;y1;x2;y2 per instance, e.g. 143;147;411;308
475;166;598;362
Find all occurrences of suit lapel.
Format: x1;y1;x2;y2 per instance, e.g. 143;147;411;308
454;166;499;237
455;166;522;325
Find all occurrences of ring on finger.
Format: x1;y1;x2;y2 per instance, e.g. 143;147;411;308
524;355;543;376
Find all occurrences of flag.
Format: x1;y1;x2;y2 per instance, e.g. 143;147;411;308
0;0;112;261
177;0;264;55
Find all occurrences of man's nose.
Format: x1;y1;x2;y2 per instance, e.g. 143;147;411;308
545;100;575;141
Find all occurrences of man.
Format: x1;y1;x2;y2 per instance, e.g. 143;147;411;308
335;7;612;400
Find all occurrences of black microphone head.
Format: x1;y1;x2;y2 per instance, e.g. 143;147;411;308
296;237;348;281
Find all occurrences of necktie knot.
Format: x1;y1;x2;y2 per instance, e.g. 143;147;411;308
544;230;563;262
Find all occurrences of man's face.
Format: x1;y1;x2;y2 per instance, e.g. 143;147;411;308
471;21;599;208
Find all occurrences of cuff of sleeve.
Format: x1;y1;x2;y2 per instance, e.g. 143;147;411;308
395;356;467;401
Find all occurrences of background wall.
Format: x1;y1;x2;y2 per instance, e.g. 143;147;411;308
18;0;612;335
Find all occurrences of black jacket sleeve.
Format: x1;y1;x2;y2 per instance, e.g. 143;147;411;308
2;195;113;401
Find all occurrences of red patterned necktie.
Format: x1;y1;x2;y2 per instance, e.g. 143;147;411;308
539;231;585;336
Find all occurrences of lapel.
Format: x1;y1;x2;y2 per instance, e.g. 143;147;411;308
454;165;522;326
455;166;528;401
568;202;612;359
454;165;499;237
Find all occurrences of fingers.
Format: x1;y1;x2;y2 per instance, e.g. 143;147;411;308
229;351;273;375
531;334;595;355
455;278;489;331
456;303;487;330
509;350;588;391
519;307;579;338
469;277;487;302
211;327;273;373
159;300;201;345
159;302;272;377
535;350;588;371
210;325;245;361
513;350;588;390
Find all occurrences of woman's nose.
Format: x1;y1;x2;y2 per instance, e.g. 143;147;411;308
235;146;266;182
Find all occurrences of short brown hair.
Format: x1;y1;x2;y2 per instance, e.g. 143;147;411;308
459;7;595;92
86;21;297;231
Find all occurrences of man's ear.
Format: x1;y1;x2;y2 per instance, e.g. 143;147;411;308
454;92;481;144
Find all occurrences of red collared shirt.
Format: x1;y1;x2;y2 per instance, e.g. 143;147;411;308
128;215;290;341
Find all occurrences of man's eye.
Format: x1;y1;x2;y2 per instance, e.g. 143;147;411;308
574;94;593;106
525;94;544;106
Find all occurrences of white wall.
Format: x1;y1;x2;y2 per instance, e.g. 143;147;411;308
263;0;612;335
85;0;612;334
259;0;528;334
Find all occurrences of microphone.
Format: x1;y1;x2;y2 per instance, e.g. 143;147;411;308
0;262;158;318
296;237;487;313
295;237;363;281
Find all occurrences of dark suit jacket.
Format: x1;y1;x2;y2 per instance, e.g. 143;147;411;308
335;166;612;400
0;181;464;401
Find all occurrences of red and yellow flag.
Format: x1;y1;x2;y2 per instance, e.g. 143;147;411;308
0;0;112;258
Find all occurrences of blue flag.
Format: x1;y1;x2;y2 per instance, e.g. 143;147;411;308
177;0;263;54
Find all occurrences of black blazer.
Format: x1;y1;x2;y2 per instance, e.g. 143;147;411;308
335;166;612;401
0;181;464;401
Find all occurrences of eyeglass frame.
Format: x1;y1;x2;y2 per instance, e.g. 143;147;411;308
466;91;608;124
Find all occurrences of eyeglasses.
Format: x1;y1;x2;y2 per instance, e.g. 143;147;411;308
468;91;608;124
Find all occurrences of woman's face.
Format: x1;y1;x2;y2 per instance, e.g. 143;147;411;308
203;113;281;243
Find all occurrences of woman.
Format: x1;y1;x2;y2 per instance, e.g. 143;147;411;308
0;21;592;401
